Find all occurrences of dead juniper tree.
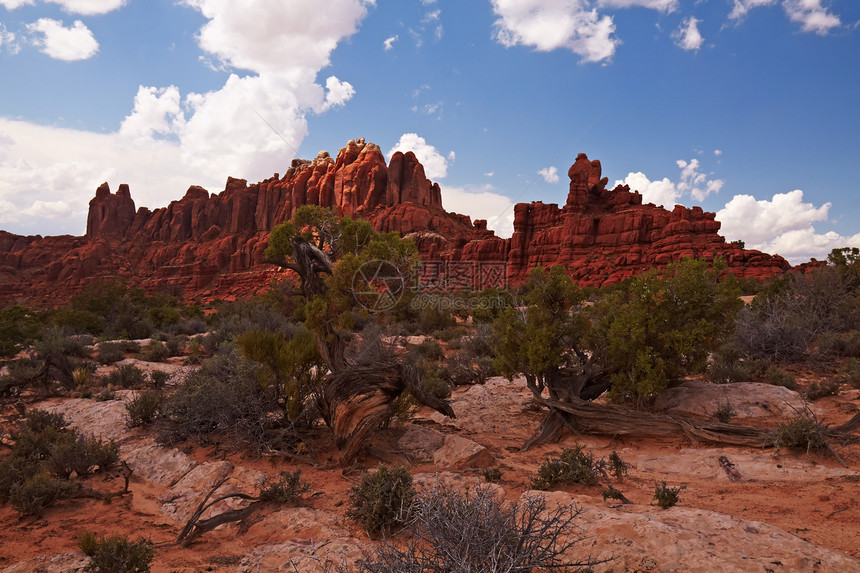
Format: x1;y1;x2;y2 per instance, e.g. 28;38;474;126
265;206;454;465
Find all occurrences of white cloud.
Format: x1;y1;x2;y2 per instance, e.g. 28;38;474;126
0;0;35;9
676;158;723;201
484;171;495;177
441;183;516;239
597;0;676;11
321;75;356;110
387;133;451;180
783;0;840;34
716;190;858;263
45;0;126;15
673;16;703;51
714;149;722;156
538;166;559;183
614;157;723;206
615;171;680;207
119;85;184;141
27;18;99;61
0;117;211;235
0;23;20;54
728;0;840;34
21;199;73;218
728;0;777;21
490;0;618;63
383;34;398;50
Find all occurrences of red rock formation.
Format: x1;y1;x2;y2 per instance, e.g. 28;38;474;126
0;143;789;307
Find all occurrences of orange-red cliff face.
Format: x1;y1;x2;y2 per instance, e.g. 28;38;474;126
0;140;789;307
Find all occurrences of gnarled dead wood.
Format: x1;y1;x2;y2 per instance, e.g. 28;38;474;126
320;361;455;465
524;396;860;451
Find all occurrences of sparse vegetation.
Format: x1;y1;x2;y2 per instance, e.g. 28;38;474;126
346;466;415;535
481;467;503;483
770;412;830;453
106;364;147;389
125;390;164;428
358;484;599;572
805;379;841;401
531;445;605;490
653;481;684;509
79;531;154;573
712;401;737;423
257;469;310;505
608;450;630;482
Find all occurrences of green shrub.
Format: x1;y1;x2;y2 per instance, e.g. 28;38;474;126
602;486;626;501
415;339;444;361
0;305;43;358
764;366;798;390
770;414;830;453
531;446;605;490
126;390;163;428
149;370;170;389
712;401;737;423
481;468;503;483
608;451;630;482
819;331;860;357
23;409;69;434
9;471;79;516
836;358;860;388
44;435;118;478
140;341;168;363
97;342;127;365
708;345;765;384
106;364;147;389
79;531;154;573
347;466;415;535
95;389;117;402
653;481;684;509
257;469;310;505
804;379;841;401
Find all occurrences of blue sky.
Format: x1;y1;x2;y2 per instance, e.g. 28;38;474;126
0;0;858;264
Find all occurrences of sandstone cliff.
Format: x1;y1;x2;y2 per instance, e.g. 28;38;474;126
0;140;789;307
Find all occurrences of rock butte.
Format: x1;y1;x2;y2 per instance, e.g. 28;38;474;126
0;139;789;306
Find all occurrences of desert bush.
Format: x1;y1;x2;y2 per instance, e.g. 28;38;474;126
140;340;168;363
22;409;69;434
156;348;283;450
608;450;630;482
764;366;798;390
79;531;154;573
9;471;79;516
347;466;415;535
95;389;117;402
531;445;605;490
415;339;444;361
448;323;497;385
257;469;310;505
602;486;626;501
106;364;147;389
836;358;860;388
149;369;170;389
819;331;860;358
770;412;830;453
481;468;503;483
804;379;841;401
126;390;163;428
97;342;127;365
712;401;737;423
358;484;598;573
34;327;91;359
72;367;91;387
707;344;766;384
44;435;119;478
653;481;684;509
163;334;186;356
0;305;43;358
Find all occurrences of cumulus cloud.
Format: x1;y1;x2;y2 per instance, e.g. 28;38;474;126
716;190;859;263
387;133;451;180
27;18;98;60
714;149;723;156
0;0;35;8
45;0;126;15
441;183;516;239
673;16;703;51
597;0;677;10
119;85;184;141
728;0;840;34
615;171;680;207
21;199;73;218
321;76;356;110
538;166;559;184
614;157;723;206
783;0;840;34
491;0;618;63
0;117;212;235
383;35;398;50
